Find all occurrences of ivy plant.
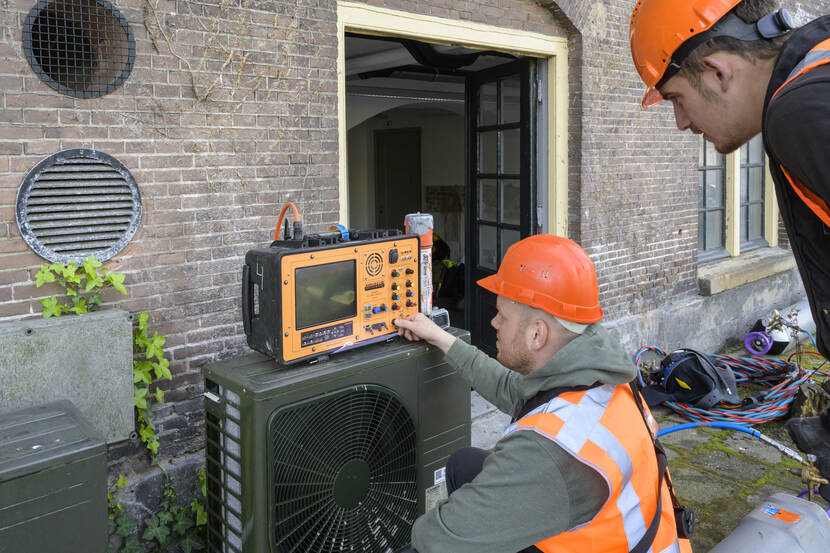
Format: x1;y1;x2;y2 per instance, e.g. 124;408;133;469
34;256;127;317
134;311;172;464
108;471;207;553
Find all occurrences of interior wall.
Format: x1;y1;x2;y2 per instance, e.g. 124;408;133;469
348;106;465;260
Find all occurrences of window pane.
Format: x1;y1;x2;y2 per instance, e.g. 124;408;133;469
500;76;521;124
705;210;724;250
502;129;520;175
478;82;497;127
749;167;764;201
749;134;764;164
500;229;521;263
740;141;749;164
698;212;705;251
749;203;764;241
705;141;723;167
705;170;724;209
501;180;520;224
478;131;497;174
699;139;705;166
699;171;705;208
479;225;497;270
479;179;497;221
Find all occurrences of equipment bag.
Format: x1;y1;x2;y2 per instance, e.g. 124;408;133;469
642;349;741;409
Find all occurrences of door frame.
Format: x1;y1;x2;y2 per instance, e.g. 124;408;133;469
337;0;569;236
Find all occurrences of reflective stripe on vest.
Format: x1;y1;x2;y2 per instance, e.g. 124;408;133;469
502;385;687;553
770;38;830;227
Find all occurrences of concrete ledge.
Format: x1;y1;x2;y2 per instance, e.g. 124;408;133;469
698;248;796;296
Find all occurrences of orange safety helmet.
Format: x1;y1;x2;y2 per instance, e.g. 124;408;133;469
631;1;795;108
630;0;742;108
477;234;603;323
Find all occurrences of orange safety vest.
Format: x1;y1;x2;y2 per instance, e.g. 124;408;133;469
502;385;692;553
770;38;830;228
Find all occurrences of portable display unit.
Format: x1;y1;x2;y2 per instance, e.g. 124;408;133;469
243;229;421;365
203;329;471;553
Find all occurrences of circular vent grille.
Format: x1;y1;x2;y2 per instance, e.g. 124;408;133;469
22;0;135;98
270;386;417;553
365;253;383;277
16;149;142;264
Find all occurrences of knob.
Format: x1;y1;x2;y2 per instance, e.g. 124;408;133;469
405;280;413;287
373;306;382;314
391;293;400;301
406;290;414;297
391;283;399;290
391;270;400;277
405;268;415;275
391;303;400;311
406;300;415;307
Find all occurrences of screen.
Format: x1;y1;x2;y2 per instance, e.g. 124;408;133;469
294;260;357;330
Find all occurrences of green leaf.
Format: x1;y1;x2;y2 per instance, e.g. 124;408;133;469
154;358;172;380
134;361;153;384
116;474;128;489
61;263;78;279
40;296;63;318
115;513;136;537
156;510;174;526
154;387;164;403
198;467;206;498
142;515;170;544
82;255;102;276
146;332;166;360
35;265;55;287
191;499;207;526
134;387;148;409
179;530;205;553
85;275;104;292
172;515;193;536
138;312;149;334
108;272;128;295
70;298;88;315
122;534;143;553
148;439;159;455
88;293;103;311
139;424;155;443
65;286;77;297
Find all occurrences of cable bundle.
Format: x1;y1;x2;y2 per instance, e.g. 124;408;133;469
635;346;826;425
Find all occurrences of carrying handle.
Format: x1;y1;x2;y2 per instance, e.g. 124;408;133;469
242;263;253;337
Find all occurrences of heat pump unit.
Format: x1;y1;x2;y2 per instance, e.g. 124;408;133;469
203;329;471;553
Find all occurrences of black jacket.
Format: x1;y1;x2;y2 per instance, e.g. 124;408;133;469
763;15;830;358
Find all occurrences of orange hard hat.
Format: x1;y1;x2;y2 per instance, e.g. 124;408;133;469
477;234;603;323
630;0;742;107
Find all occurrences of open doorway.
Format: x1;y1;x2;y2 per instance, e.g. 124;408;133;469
345;34;537;353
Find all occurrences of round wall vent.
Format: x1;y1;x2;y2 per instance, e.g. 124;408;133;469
16;149;142;264
22;0;135;98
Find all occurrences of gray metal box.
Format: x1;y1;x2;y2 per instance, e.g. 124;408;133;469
0;401;107;553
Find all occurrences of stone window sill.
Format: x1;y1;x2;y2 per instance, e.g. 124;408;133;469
698;247;796;296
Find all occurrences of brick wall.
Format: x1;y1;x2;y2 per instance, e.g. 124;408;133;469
1;0;829;473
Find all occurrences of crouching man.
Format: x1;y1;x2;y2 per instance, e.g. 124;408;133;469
394;234;691;553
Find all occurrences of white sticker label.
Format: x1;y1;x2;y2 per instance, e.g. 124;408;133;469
425;481;448;513
433;466;446;485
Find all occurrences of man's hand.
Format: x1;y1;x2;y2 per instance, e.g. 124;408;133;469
393;313;456;354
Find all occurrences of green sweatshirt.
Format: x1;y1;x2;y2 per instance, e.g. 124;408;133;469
410;323;637;553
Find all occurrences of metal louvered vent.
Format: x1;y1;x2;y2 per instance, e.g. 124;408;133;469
16;149;142;264
22;0;135;98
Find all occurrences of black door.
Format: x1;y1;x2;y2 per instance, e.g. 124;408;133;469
465;58;535;356
375;127;422;229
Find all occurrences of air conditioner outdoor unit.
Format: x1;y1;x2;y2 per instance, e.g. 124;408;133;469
203;329;471;553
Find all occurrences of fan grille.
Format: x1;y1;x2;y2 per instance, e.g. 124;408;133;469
270;386;417;553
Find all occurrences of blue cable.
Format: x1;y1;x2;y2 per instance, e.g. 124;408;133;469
801;329;818;349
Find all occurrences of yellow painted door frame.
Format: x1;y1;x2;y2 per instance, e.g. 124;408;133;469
336;1;569;236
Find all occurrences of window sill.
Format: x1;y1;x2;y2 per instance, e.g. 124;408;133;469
698;247;796;296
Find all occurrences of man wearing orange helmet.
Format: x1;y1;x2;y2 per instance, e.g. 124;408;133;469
630;0;830;361
395;234;691;553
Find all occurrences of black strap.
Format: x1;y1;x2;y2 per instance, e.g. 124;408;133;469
511;383;599;423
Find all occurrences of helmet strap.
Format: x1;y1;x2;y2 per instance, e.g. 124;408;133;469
657;9;794;88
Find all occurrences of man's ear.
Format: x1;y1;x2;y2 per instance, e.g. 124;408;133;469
700;54;733;93
526;318;549;352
